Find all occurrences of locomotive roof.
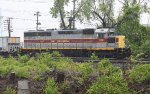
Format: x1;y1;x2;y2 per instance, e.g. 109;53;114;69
25;28;115;33
95;28;115;33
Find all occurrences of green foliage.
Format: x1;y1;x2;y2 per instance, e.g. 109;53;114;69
0;55;51;79
33;75;42;81
87;59;129;94
117;2;150;56
90;53;98;60
87;74;129;94
5;87;16;94
44;77;60;94
51;51;62;57
50;0;116;29
18;55;29;63
81;0;115;27
98;59;122;76
61;80;70;93
129;53;144;64
129;64;150;83
50;0;69;18
78;63;93;85
0;66;10;78
13;66;30;78
37;53;52;64
117;4;141;44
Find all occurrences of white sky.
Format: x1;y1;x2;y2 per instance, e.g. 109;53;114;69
0;0;150;41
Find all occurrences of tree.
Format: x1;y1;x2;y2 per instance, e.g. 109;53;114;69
81;0;115;28
50;0;69;29
50;0;87;29
50;0;116;29
117;0;150;55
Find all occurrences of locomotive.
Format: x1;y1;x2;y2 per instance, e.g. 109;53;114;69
0;28;131;58
22;28;131;58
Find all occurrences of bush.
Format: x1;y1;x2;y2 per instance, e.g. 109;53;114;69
13;66;30;78
98;59;122;76
129;64;150;83
0;55;51;79
78;63;93;85
51;51;62;57
87;74;129;94
87;59;129;94
18;55;29;63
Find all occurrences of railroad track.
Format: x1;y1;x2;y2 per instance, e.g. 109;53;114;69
53;57;150;64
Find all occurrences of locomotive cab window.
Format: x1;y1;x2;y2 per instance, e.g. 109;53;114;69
97;33;105;38
108;37;116;43
108;32;115;36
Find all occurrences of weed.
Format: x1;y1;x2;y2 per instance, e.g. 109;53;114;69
5;87;16;94
44;77;60;94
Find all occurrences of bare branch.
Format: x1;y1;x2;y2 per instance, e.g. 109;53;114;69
138;0;145;4
93;11;107;27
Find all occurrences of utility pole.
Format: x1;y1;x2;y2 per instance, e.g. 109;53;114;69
34;11;41;31
4;18;13;37
0;8;2;35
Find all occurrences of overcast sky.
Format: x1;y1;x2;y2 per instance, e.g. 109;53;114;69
0;0;150;41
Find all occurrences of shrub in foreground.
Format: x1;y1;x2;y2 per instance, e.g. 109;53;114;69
87;59;129;94
129;64;150;83
44;78;60;94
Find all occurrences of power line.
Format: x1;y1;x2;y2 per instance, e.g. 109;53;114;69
0;16;36;21
0;0;53;3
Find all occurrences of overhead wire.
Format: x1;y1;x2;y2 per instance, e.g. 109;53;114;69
0;0;53;4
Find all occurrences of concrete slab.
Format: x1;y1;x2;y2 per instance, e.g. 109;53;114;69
17;80;29;94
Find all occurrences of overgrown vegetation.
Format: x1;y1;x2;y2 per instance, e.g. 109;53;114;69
116;1;150;57
5;87;16;94
0;52;150;93
87;59;129;94
44;77;60;94
129;64;150;83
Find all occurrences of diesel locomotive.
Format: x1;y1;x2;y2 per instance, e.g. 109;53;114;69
21;28;131;58
0;28;131;58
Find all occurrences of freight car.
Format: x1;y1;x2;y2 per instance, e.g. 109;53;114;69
21;28;131;58
0;37;20;56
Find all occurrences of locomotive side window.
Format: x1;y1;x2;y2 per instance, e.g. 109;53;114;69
38;32;51;36
58;30;81;34
82;29;95;34
98;33;105;38
25;32;51;37
24;32;38;37
58;31;74;34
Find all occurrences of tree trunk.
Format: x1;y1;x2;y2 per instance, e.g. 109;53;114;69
59;9;67;29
